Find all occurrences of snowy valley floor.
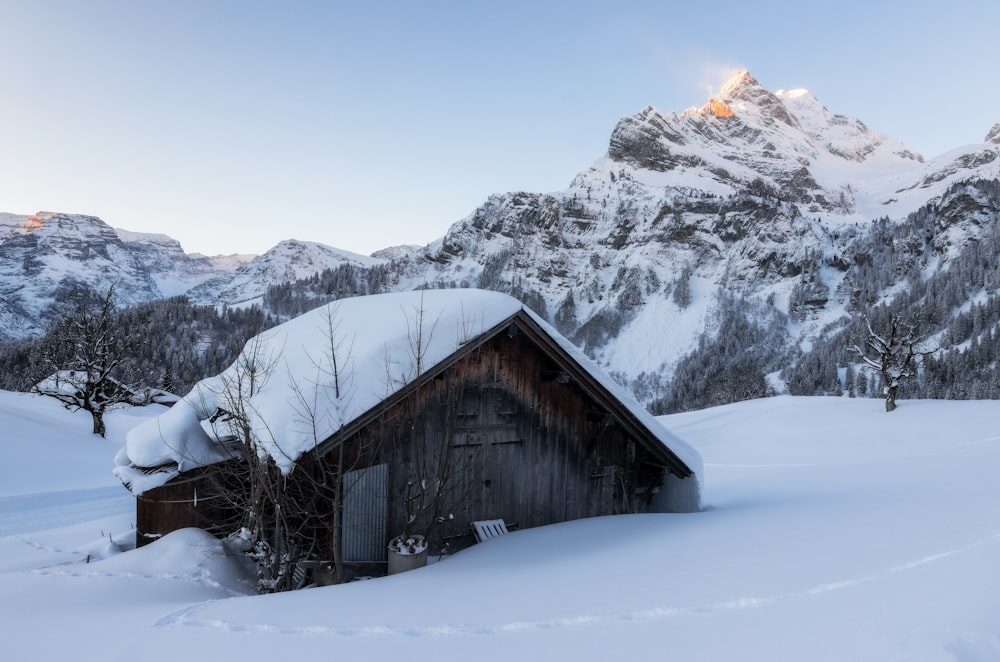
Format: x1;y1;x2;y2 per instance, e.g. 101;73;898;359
1;391;998;661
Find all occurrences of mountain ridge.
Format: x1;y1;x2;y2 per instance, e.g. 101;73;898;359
4;70;1000;407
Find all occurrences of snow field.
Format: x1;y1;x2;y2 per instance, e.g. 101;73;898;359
1;392;998;660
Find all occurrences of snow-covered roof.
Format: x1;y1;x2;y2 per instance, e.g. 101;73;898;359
117;289;701;494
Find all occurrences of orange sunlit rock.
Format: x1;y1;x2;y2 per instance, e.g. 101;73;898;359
706;98;735;118
25;215;45;231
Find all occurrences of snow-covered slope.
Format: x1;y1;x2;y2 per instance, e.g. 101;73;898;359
2;392;998;661
879;139;1000;219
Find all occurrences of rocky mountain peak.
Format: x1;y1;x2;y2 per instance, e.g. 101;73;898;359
985;122;1000;144
683;69;763;120
8;211;100;236
682;69;788;123
715;69;798;128
718;68;756;97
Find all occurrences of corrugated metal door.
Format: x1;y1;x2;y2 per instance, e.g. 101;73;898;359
341;463;388;563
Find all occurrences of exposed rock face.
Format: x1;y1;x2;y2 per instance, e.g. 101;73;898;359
985;122;1000;144
115;229;251;298
702;98;735;118
608;105;703;172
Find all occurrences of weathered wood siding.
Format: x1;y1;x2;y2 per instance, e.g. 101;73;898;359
336;329;667;557
135;469;228;547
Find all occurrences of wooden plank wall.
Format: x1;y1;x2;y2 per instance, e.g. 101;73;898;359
135;470;223;547
338;330;667;556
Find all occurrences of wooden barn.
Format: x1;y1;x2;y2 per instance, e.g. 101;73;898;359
115;289;700;581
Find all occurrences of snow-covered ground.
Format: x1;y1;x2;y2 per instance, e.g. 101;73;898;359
1;391;997;661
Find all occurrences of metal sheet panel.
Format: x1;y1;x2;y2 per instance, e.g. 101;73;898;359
341;463;388;563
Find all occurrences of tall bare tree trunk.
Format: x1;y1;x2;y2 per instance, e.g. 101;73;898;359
331;446;345;582
885;385;898;412
92;412;106;436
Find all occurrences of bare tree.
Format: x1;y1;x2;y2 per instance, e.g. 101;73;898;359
385;294;481;557
33;285;145;436
404;289;441;379
851;314;937;412
199;295;481;587
286;303;364;583
390;381;467;554
205;306;364;590
197;333;326;592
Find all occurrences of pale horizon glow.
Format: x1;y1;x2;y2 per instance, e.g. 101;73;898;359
2;1;997;257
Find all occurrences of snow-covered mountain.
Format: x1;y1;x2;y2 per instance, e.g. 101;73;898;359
5;70;1000;406
599;70;924;218
113;228;253;298
0;213;220;339
186;239;385;306
0;214;381;341
405;70;1000;389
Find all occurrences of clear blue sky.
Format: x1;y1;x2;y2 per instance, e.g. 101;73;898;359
2;0;997;256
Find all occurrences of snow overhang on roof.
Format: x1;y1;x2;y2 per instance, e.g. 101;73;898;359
118;289;701;494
